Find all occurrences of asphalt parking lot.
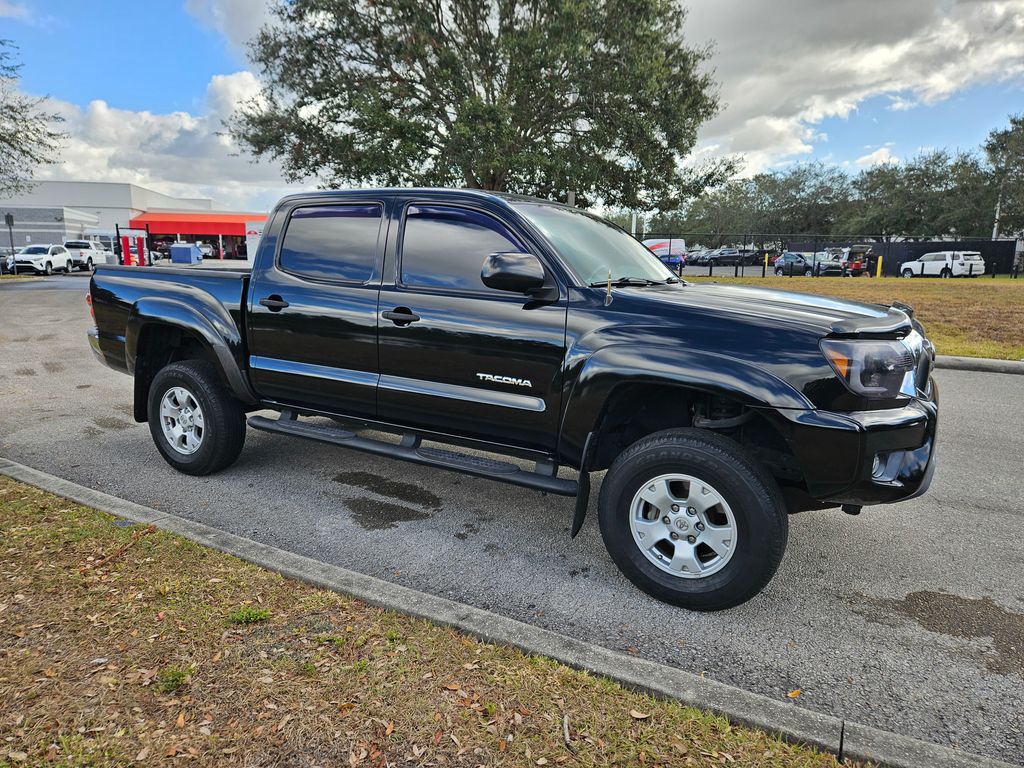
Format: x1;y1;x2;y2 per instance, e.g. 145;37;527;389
2;274;1022;764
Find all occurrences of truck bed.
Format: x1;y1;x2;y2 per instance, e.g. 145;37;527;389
89;264;251;375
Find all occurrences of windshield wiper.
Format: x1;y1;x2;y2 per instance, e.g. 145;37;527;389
588;276;662;287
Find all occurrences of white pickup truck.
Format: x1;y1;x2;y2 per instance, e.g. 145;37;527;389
64;240;113;272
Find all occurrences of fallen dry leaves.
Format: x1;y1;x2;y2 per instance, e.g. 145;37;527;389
0;477;860;767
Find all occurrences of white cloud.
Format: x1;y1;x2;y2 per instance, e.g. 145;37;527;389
686;0;1024;172
22;0;1024;208
184;0;273;56
0;1;29;19
856;147;899;167
36;71;304;211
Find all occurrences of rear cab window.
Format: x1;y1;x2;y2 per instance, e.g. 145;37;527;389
278;204;382;283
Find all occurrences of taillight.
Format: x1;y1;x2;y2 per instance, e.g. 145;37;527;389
86;293;95;322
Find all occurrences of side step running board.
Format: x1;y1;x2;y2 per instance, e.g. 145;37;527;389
248;413;578;497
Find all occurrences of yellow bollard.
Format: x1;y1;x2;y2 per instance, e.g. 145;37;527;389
876;255;883;278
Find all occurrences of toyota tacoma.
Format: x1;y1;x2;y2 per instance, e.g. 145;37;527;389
87;189;938;610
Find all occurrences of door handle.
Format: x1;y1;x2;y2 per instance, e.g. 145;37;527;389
259;295;289;311
382;308;420;326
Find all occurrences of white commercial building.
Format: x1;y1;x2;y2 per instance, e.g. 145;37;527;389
2;180;214;232
1;181;266;260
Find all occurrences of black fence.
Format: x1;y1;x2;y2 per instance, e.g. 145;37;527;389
637;232;1021;278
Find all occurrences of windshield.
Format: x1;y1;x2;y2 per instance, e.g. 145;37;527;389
20;246;47;255
513;203;675;285
66;241;90;248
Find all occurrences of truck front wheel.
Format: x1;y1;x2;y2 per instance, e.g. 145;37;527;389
598;429;787;611
147;360;246;476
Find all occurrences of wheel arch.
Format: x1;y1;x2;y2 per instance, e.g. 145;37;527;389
127;297;256;422
558;344;811;468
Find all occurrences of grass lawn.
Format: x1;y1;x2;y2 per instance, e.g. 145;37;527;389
690;275;1024;360
0;477;859;767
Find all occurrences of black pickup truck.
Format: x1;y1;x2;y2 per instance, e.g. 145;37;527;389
88;189;938;610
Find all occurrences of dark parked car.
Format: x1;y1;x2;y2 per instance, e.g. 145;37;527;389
706;247;742;265
87;188;939;611
774;252;814;276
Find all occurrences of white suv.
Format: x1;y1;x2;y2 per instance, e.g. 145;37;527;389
900;250;985;278
64;240;112;271
12;244;74;275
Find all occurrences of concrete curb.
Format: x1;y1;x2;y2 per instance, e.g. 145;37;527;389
0;457;1014;768
934;355;1024;375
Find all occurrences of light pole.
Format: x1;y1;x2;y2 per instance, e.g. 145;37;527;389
4;213;15;276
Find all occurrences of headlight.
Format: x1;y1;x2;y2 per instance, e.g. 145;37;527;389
820;337;918;398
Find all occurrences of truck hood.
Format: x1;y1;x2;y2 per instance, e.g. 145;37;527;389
627;281;913;336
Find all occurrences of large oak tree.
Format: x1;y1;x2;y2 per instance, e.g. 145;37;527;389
231;0;732;209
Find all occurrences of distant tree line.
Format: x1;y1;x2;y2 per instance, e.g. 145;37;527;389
616;115;1024;241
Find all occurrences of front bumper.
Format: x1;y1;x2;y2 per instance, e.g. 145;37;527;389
768;380;939;506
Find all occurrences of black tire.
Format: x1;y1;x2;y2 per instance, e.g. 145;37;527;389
86;258;93;272
803;268;813;277
44;262;52;276
940;268;951;278
775;268;784;276
901;269;914;278
147;360;246;476
598;428;787;611
65;259;73;273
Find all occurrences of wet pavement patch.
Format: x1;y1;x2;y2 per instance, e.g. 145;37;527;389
42;361;65;373
14;367;35;376
858;590;1024;675
333;471;442;509
93;416;133;430
346;496;431;530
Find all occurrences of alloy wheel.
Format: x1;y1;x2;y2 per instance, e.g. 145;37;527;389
628;473;738;579
159;386;206;455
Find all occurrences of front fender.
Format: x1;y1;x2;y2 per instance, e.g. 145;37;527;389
557;343;813;466
126;295;257;404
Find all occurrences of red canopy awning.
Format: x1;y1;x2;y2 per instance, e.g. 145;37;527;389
129;211;267;237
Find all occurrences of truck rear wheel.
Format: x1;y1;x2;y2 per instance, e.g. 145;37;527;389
148;360;246;476
598;428;787;611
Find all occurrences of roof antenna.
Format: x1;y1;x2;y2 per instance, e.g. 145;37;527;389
604;269;613;305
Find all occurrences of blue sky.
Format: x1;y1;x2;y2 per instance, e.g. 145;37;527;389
817;83;1024;167
8;1;242;113
3;0;1024;208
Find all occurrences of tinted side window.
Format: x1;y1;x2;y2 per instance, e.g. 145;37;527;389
401;205;524;292
279;204;381;282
